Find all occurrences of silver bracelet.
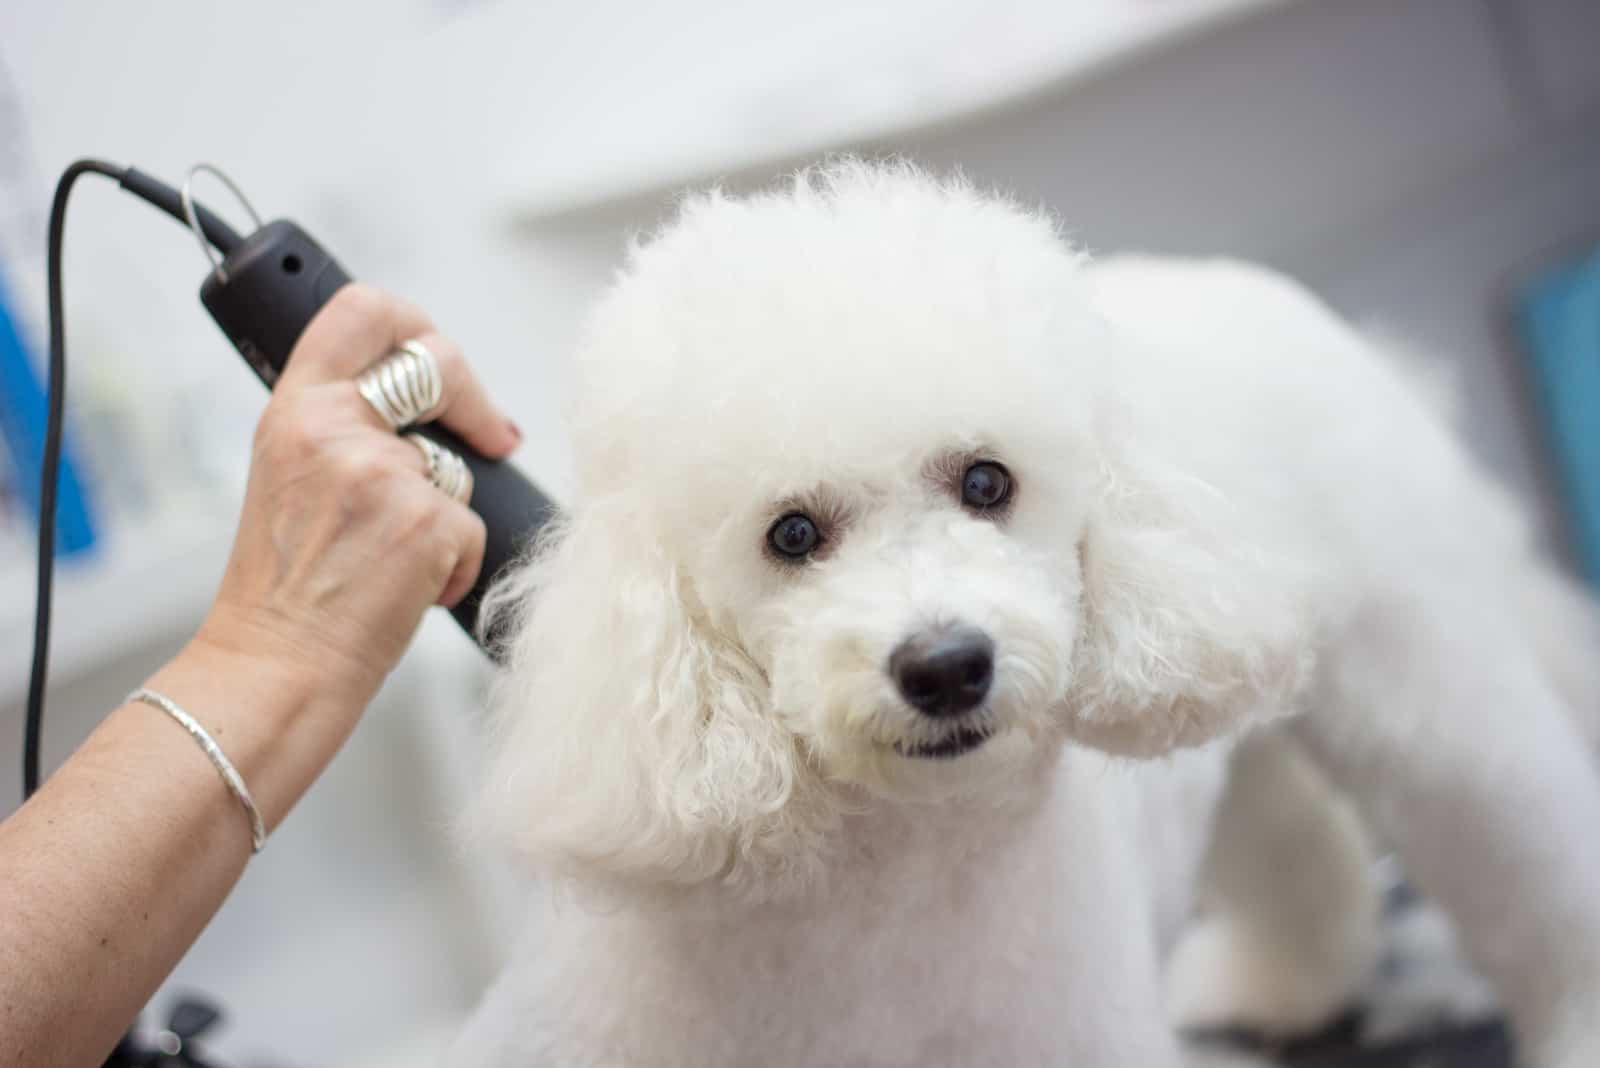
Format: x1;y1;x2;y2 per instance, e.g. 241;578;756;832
128;687;266;853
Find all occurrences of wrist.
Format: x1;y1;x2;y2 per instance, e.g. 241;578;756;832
137;636;367;833
194;600;390;709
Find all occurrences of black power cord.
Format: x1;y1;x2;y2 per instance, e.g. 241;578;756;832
24;158;122;798
25;159;241;799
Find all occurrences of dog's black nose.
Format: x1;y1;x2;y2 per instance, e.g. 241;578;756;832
889;626;995;717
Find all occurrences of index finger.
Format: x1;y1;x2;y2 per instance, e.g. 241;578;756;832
277;283;434;389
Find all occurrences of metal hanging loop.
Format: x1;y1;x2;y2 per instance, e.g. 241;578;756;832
180;162;263;284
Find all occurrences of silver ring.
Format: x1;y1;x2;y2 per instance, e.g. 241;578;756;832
406;433;473;504
357;339;444;430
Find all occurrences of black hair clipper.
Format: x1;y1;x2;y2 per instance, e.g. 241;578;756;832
175;165;556;653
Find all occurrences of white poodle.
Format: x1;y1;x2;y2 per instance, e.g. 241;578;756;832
452;161;1600;1067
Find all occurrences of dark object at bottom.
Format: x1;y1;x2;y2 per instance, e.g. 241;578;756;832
1191;1013;1512;1068
1285;1020;1512;1068
101;996;232;1067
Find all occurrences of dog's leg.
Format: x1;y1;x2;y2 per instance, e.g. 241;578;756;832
1293;600;1600;1068
1167;727;1380;1038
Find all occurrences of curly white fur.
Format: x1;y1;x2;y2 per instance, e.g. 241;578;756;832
456;161;1600;1068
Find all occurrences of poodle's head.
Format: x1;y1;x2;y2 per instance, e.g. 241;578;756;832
475;162;1312;891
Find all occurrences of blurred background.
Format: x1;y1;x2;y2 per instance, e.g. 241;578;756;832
1;0;1596;1063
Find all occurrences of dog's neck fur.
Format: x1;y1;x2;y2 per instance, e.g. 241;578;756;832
466;747;1189;1066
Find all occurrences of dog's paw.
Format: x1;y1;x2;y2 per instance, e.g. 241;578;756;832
1166;918;1356;1039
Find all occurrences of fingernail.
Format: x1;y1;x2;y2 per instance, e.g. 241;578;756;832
507;420;523;445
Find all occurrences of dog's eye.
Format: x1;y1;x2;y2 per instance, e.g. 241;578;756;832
768;513;821;559
961;461;1012;512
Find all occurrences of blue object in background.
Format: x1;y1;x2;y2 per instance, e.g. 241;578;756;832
1518;243;1600;587
0;259;99;556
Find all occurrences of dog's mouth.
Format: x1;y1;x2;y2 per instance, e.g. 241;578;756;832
893;724;994;760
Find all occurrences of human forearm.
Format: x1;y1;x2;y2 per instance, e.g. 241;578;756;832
0;640;360;1068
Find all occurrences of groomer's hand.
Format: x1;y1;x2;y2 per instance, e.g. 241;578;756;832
197;283;522;712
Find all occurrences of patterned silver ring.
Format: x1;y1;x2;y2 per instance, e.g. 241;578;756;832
356;339;444;430
406;433;473;504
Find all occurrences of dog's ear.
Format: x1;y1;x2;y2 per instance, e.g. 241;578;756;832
469;495;814;889
1065;427;1315;755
